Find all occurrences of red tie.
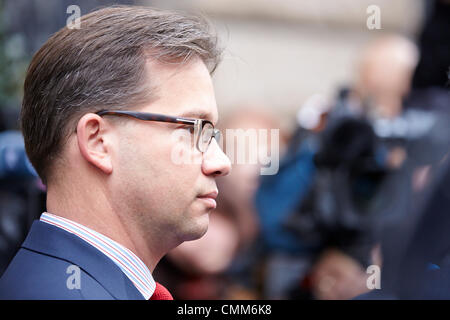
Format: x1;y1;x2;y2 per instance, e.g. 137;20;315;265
150;282;173;300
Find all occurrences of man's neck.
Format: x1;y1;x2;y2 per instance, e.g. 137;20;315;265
46;184;165;273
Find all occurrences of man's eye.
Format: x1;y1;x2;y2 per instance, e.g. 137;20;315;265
186;126;195;134
179;126;194;134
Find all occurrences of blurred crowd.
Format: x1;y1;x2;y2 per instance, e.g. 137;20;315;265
1;0;449;299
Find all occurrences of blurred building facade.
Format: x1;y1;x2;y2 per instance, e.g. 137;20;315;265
143;0;425;130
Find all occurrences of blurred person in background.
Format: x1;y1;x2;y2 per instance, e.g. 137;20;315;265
354;34;419;120
213;107;289;299
359;0;450;299
153;107;288;299
405;0;450;114
255;32;433;300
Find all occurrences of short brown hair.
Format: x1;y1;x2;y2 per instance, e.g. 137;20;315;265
20;5;221;184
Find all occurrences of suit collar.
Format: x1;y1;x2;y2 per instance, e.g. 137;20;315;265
22;220;144;300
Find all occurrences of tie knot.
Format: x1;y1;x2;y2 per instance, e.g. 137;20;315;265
150;282;173;300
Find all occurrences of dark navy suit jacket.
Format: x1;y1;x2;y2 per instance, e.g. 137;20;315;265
0;220;145;300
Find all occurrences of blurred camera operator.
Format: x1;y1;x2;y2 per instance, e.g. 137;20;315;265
255;34;427;300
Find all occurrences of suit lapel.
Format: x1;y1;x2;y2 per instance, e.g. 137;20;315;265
22;220;144;300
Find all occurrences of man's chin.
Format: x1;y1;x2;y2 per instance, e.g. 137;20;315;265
182;215;210;242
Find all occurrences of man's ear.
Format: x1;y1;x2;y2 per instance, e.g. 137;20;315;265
76;113;113;174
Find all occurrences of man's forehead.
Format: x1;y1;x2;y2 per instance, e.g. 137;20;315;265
143;58;218;124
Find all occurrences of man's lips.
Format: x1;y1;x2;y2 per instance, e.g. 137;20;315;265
197;190;218;209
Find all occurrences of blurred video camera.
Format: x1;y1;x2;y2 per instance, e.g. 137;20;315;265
285;117;388;266
285;105;450;267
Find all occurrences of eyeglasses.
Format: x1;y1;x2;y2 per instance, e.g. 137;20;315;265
96;110;221;153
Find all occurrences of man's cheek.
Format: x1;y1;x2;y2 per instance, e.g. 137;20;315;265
169;129;203;165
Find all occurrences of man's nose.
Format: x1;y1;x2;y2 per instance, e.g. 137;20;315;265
201;138;231;177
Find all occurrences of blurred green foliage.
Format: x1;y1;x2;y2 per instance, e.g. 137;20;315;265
0;0;30;109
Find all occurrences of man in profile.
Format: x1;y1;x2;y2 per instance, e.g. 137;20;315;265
0;5;231;299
